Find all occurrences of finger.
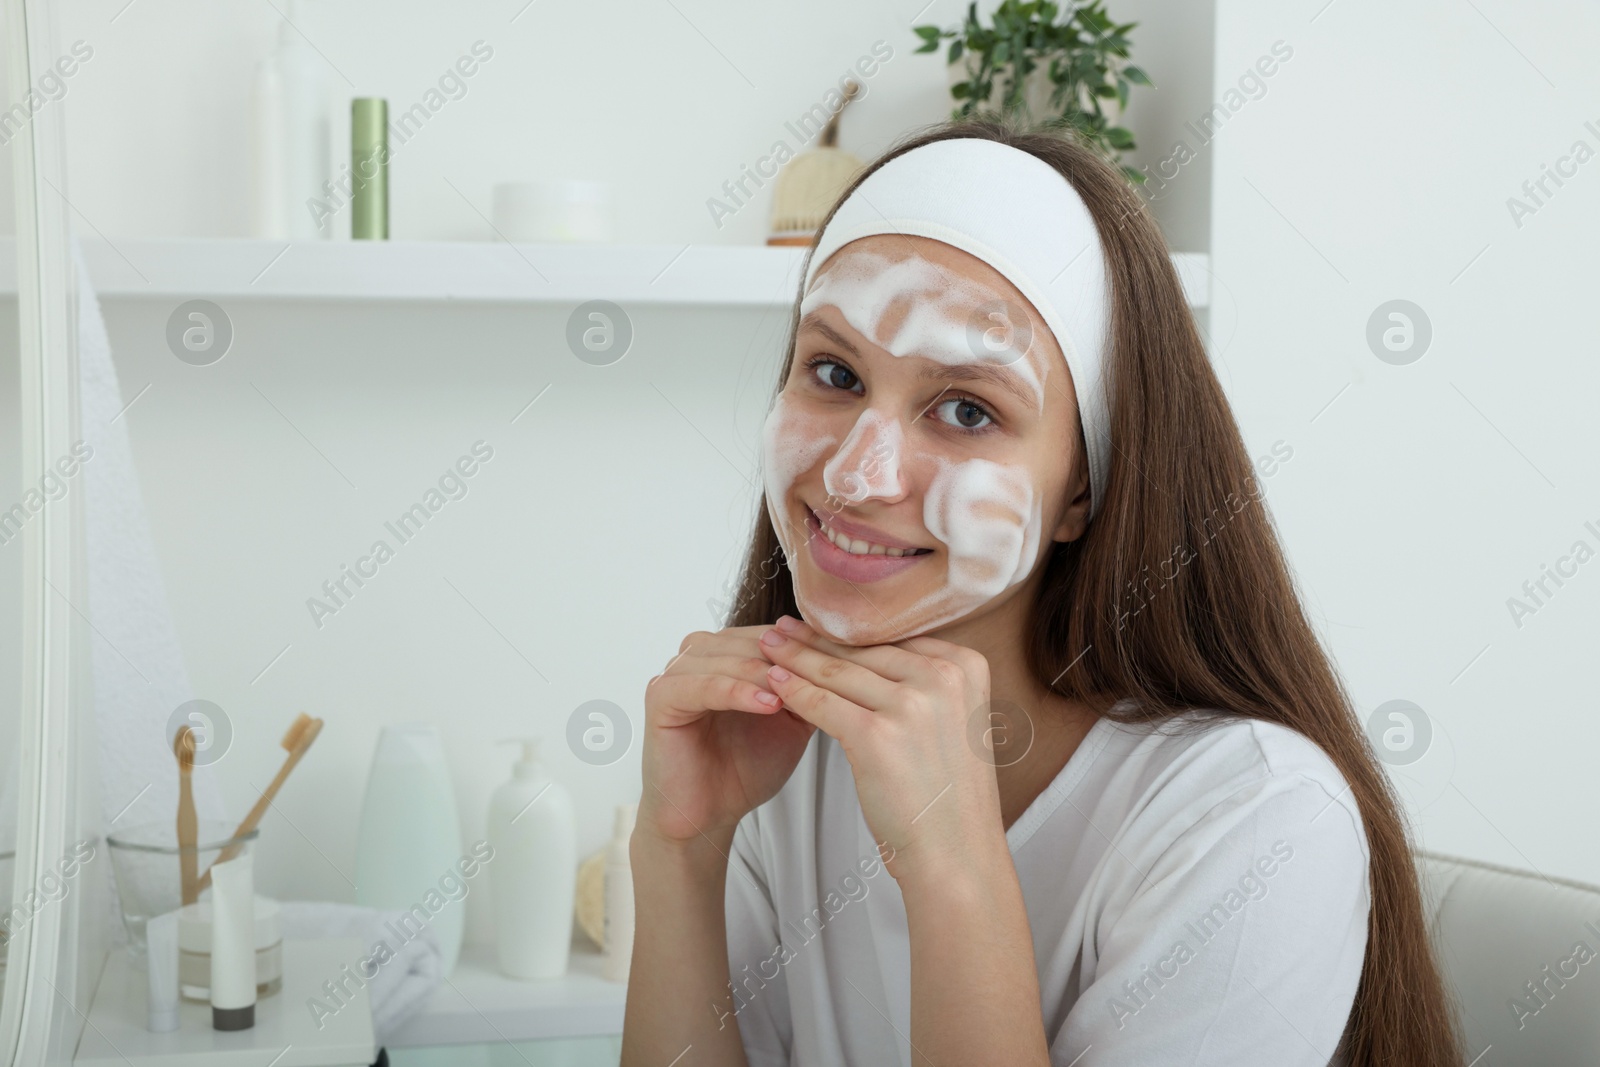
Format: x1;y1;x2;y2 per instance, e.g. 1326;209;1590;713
712;627;796;660
892;632;966;660
648;672;782;726
890;634;988;689
764;662;870;742
672;653;784;691
759;626;901;711
664;631;782;676
771;614;943;685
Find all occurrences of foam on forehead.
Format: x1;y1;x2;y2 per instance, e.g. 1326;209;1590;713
799;247;1047;413
802;137;1113;518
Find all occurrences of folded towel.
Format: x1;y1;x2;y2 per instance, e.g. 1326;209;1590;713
278;900;443;1041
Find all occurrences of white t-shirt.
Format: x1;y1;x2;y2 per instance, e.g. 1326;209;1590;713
723;708;1369;1067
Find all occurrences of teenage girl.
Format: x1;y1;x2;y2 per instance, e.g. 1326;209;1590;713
620;117;1462;1067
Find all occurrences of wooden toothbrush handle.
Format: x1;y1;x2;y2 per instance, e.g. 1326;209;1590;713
177;768;199;905
173;723;201;906
196;744;306;893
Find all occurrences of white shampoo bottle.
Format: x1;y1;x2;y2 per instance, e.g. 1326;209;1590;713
487;739;575;979
354;723;465;975
601;803;636;984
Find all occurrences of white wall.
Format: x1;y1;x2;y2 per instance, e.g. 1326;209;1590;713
28;0;1220;948
93;294;792;944
44;0;1212;249
1211;0;1600;883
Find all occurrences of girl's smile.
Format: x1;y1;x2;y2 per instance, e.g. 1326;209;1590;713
804;504;933;583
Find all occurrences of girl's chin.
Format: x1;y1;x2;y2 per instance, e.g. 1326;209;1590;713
792;577;1005;646
804;616;906;647
792;586;941;646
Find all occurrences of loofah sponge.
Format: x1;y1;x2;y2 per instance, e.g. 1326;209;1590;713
574;848;606;949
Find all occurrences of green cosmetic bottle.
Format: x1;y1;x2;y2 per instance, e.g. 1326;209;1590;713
351;98;388;239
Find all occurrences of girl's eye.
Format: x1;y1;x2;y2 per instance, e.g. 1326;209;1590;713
809;358;861;394
802;355;997;434
935;396;994;431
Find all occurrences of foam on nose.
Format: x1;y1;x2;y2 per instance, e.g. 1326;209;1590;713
823;408;904;504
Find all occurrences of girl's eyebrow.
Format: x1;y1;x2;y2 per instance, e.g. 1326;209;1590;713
798;310;1038;409
914;361;1037;409
798;312;861;358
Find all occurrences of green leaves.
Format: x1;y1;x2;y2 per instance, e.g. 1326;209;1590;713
913;0;1152;187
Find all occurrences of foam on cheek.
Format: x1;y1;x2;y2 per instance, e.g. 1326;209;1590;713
760;392;836;556
800;249;1047;414
823;409;903;503
801;454;1045;646
923;457;1042;599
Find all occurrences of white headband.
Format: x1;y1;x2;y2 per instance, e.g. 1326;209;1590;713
801;136;1113;519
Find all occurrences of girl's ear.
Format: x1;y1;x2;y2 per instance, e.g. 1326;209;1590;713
1050;445;1092;545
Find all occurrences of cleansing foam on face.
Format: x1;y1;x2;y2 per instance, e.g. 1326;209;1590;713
763;245;1055;644
208;854;256;1031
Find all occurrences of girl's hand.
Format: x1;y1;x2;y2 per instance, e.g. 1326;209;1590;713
637;625;816;849
757;614;1004;885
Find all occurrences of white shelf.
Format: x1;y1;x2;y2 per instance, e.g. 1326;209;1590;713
0;237;1210;308
72;934;625;1054
72;238;810;307
75;939;376;1067
385;939;625;1048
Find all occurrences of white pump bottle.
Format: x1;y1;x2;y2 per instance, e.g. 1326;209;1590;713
250;0;332;239
486;738;576;979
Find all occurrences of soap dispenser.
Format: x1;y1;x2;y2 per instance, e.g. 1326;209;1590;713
487;738;576;979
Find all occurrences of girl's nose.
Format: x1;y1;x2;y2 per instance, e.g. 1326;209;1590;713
823;409;905;505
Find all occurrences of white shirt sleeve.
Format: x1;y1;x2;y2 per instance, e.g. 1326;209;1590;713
1052;772;1370;1066
724;810;794;1067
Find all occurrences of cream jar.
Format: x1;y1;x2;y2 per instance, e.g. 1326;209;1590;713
176;895;283;1001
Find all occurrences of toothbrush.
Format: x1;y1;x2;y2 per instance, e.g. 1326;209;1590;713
174;726;199;905
197;712;324;893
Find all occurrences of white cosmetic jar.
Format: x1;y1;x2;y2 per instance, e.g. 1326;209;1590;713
176;895;283;1001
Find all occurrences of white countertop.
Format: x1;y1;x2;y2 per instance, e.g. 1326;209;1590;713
75;938;376;1067
386;939;626;1048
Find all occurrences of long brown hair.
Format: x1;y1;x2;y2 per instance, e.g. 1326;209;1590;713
727;115;1464;1065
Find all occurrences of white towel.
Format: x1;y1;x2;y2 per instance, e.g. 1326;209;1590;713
277;900;443;1042
74;241;228;944
76;242;227;830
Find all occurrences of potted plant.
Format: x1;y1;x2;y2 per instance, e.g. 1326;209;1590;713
914;0;1151;185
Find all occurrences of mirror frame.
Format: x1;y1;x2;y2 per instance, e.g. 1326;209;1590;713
1;0;84;1062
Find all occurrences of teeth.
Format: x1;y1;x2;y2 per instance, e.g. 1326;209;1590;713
817;514;919;558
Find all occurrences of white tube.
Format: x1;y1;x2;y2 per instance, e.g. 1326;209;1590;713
145;910;180;1032
208;854;256;1031
602;803;635;983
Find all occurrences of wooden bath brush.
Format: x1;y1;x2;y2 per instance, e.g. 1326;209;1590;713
767;80;864;246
